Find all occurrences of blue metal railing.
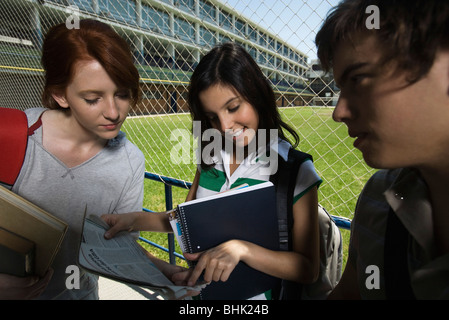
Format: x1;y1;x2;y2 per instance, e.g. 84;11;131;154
138;172;192;264
140;172;352;265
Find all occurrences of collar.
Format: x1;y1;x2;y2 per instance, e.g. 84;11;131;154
213;138;291;179
384;168;436;257
211;137;291;166
247;137;291;164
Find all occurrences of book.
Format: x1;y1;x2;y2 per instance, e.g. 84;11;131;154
169;181;280;300
0;227;35;277
77;214;206;300
0;185;67;277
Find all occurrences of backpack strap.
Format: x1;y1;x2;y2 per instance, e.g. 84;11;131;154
270;148;312;299
384;208;416;299
270;149;312;251
0;108;42;186
28;115;42;136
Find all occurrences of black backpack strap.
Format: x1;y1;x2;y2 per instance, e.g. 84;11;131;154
271;149;312;250
270;148;312;299
384;208;416;299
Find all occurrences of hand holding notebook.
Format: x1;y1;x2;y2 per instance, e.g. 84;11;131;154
169;181;280;300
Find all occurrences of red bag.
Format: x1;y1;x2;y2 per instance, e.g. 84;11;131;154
0;108;41;186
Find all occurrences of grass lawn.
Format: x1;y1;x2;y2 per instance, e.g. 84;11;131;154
121;106;377;268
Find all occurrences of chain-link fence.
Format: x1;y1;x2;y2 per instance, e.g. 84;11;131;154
0;0;376;219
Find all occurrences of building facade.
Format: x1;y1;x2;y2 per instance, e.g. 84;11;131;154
307;59;339;106
0;0;314;114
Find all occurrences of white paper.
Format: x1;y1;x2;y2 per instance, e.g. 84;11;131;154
78;215;205;299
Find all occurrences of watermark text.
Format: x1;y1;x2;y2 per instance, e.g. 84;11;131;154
65;5;80;30
365;5;380;30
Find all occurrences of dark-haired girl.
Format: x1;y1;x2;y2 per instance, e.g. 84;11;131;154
101;43;322;300
175;43;322;299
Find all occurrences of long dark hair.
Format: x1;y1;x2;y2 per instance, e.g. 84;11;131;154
188;42;299;169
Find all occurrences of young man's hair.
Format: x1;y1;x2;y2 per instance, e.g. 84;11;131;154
316;0;449;83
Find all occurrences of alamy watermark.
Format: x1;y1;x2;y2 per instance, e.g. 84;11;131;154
365;265;380;290
64;5;379;31
65;5;80;30
170;121;279;175
65;263;382;291
365;5;380;30
65;265;80;290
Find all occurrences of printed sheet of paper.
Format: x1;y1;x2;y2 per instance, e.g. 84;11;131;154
78;215;204;299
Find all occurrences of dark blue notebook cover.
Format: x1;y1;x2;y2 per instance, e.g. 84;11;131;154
176;182;280;300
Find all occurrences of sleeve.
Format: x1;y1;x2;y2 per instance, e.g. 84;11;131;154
292;159;322;204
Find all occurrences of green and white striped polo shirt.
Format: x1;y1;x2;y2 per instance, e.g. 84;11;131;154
196;138;322;202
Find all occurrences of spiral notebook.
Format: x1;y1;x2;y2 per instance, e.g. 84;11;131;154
170;181;280;300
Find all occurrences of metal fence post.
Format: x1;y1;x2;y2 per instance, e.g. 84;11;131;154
164;183;176;264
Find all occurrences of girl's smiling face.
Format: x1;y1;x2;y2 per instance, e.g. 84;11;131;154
199;83;259;149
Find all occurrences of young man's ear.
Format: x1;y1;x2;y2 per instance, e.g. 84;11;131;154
444;50;449;97
51;92;69;109
439;49;449;97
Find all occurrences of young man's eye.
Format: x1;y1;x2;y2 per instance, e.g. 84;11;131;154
350;74;372;85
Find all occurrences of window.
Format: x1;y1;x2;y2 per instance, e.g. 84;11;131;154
268;36;275;50
276;42;283;54
142;5;170;35
248;25;257;42
258;51;268;65
174;17;195;43
235;18;245;37
219;11;232;30
72;0;94;13
199;26;216;47
248;47;257;60
268;53;275;68
219;34;232;44
174;0;195;15
199;0;216;23
98;0;137;24
312;64;323;71
259;33;267;47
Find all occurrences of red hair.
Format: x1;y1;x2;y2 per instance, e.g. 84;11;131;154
41;19;140;109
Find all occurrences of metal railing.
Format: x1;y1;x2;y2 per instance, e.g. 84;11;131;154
141;171;351;265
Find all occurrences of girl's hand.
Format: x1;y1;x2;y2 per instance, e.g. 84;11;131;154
183;240;247;286
156;261;201;298
101;212;139;239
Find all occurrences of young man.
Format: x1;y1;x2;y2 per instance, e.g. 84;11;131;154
315;0;449;299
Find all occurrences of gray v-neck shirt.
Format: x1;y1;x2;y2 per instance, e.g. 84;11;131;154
12;108;145;299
